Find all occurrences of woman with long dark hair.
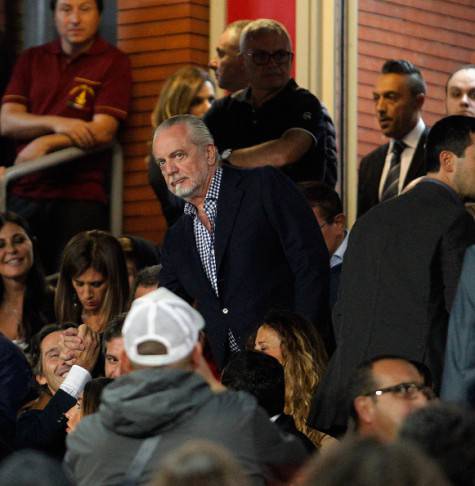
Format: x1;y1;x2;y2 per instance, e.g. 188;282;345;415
55;230;129;333
0;211;53;349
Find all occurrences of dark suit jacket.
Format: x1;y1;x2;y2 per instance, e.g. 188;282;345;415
357;127;429;217
15;389;75;459
309;180;475;436
160;165;330;369
440;244;475;405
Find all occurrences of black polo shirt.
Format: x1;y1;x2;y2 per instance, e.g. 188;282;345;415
204;79;337;186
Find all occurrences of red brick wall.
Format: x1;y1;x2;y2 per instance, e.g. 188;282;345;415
117;0;209;243
358;0;475;160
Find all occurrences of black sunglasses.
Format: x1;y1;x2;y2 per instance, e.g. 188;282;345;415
364;382;435;400
245;49;293;66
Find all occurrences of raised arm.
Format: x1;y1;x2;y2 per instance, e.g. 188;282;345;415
228;128;313;168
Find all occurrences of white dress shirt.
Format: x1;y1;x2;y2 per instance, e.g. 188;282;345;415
378;118;426;200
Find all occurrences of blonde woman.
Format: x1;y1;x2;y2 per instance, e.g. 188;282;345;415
149;66;216;226
254;309;332;447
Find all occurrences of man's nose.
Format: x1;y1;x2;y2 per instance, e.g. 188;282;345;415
460;93;470;106
163;159;178;175
376;98;386;113
69;9;81;23
208;59;218;71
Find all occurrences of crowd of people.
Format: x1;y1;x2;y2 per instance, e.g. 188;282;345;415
0;0;475;485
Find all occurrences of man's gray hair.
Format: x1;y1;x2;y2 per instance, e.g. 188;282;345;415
240;18;292;52
153;114;215;148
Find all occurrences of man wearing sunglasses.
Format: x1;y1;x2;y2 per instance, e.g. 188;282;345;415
347;356;433;443
204;19;337;188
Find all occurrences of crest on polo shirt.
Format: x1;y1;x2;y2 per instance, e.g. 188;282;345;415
67;77;100;112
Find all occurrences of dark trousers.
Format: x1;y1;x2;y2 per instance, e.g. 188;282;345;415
8;196;108;275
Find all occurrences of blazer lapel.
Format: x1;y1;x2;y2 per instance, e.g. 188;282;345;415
181;215;212;290
214;166;244;273
404;127;429;186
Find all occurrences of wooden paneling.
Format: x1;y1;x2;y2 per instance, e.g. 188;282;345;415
117;0;209;244
358;0;475;160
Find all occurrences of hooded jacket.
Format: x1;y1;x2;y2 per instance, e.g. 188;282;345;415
65;367;307;485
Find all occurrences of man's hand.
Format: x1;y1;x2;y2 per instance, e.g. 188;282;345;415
61;325;100;373
52;118;96;148
14;137;54;164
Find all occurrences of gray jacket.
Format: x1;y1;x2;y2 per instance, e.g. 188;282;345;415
65;368;307;485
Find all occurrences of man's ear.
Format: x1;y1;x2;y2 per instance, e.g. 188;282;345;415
333;212;346;230
439;150;456;173
354;396;374;424
206;144;217;166
415;92;425;110
120;350;134;375
36;374;47;386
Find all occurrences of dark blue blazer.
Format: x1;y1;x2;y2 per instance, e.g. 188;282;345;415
160;164;330;368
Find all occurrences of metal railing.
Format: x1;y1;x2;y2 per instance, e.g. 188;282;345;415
0;142;123;236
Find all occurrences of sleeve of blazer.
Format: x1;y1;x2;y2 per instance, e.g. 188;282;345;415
439;212;475;311
259;166;330;328
15;389;75;449
440;245;475;404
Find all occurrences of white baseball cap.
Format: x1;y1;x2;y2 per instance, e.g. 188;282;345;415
122;287;204;366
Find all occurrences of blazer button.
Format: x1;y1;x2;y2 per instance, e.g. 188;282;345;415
222;308;229;314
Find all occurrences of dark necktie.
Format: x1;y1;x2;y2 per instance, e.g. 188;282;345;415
381;140;407;201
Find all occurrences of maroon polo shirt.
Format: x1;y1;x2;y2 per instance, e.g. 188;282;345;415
2;36;132;203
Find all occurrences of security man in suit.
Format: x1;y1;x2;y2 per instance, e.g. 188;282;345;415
358;59;428;217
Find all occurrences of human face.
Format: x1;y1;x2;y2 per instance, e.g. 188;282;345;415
254;325;283;364
37;331;71;394
312;207;345;256
209;29;247;92
0;222;33;281
189;81;216;118
373;73;421;139
105;337;125;378
65;396;82;434
366;359;429;442
242;32;292;95
55;0;100;55
446;68;475;117
72;267;108;314
452;135;475;199
153;124;217;205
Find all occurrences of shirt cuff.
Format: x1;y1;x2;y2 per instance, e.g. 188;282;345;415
59;365;91;399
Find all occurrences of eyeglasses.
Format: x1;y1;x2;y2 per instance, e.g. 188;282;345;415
364;382;435;400
245;49;293;66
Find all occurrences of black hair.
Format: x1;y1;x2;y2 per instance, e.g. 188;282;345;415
425;115;475;172
445;64;475;93
133;264;161;290
381;59;426;96
50;0;103;13
299;181;343;223
102;312;127;354
221;350;285;417
300;437;450;486
82;377;113;416
399;403;475;486
0;211;52;347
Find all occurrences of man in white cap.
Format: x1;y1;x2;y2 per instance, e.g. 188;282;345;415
65;288;308;486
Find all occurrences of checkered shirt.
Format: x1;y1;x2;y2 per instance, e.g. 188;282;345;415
184;167;222;296
183;167;239;353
